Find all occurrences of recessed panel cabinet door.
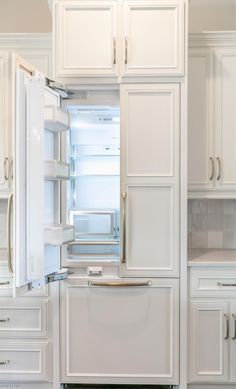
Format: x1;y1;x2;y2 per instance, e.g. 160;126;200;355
61;278;179;384
215;48;236;191
120;84;179;277
55;1;118;76
122;0;184;76
0;51;9;192
189;301;229;383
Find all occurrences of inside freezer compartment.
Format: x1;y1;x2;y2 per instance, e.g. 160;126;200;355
67;106;120;261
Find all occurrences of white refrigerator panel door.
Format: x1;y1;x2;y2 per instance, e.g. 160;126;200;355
15;69;45;289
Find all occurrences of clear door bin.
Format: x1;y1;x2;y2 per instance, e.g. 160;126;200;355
44;106;69;132
44;224;74;246
44;160;70;180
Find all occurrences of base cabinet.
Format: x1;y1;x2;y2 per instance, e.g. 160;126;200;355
60;277;179;384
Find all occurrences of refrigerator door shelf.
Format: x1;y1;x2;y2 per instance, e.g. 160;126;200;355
44;224;74;246
44;105;69;133
44;160;70;180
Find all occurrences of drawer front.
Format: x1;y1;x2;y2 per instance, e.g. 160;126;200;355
0;343;50;381
190;268;236;298
0;300;48;338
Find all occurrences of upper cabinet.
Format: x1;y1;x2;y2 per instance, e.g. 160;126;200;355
188;34;236;198
53;0;185;79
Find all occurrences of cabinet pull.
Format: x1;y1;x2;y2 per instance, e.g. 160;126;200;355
0;281;10;286
217;282;236;287
7;193;13;274
88;280;152;287
224;314;229;340
121;192;127;264
10;158;13;180
125;36;128;64
4;157;9;181
0;317;9;323
0;360;10;365
232;314;236;340
113;37;117;65
216;157;221;181
209;157;214;180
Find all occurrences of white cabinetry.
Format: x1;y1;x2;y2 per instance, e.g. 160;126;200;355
120;83;180;277
53;0;185;78
60;277;179;384
188;33;236;198
189;266;236;384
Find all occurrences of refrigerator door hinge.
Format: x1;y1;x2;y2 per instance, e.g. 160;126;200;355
45;78;69;99
45;268;70;284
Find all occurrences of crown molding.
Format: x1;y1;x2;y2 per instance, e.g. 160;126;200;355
0;33;52;49
189;31;236;47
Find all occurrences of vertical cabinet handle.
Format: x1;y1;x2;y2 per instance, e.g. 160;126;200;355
224;314;229;340
10;158;13;180
232;314;236;340
7;193;13;274
4;158;9;181
121;192;127;264
125;36;128;64
209;157;214;180
113;37;117;65
216;157;221;181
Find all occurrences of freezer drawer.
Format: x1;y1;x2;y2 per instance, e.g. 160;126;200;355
60;277;179;384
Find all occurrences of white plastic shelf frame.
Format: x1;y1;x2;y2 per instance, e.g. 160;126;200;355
44;160;70;180
44;105;69;132
44;224;74;246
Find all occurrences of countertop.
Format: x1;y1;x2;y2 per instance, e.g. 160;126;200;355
188;248;236;267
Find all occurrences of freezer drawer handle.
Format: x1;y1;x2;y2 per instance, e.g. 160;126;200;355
224;314;229;340
0;360;9;365
217;282;236;287
0;317;10;323
88;280;152;287
232;314;236;340
7;193;13;274
121;192;127;264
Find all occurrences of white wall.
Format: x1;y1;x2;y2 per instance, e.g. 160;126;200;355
0;0;51;33
189;0;236;32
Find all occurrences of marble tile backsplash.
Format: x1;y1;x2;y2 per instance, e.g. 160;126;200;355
0;200;7;248
188;200;236;249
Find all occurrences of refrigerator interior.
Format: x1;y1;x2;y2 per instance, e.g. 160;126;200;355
65;104;120;262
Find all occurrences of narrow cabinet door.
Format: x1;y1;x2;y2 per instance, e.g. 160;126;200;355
55;1;119;77
230;302;236;382
61;278;179;384
215;48;236;190
122;0;184;76
120;84;179;277
189;301;229;383
0;52;9;192
188;49;214;192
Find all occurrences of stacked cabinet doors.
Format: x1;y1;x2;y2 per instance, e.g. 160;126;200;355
54;0;185;78
188;34;236;197
120;84;180;277
61;278;179;384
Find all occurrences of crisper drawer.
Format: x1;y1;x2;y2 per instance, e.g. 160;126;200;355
190;268;236;298
0;342;49;381
0;299;48;338
60;278;179;384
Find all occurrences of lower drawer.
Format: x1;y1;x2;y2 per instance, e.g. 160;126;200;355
0;343;50;381
190;268;236;297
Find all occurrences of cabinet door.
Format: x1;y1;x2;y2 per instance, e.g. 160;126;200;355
188;49;214;192
189;301;229;383
0;52;10;193
215;48;236;191
120;84;179;277
55;1;118;77
122;0;184;76
61;278;179;384
230;302;236;382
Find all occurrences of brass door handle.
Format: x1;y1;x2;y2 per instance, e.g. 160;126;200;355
224;314;229;340
209;157;214;180
125;36;128;64
121;192;127;264
216;157;221;181
4;157;9;181
113;37;117;65
7;193;13;274
232;314;236;340
88;280;152;287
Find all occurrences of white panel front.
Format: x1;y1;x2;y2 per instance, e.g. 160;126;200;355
230;302;236;383
123;185;178;275
122;84;179;178
189;301;229;383
188;49;214;191
122;0;184;75
61;278;179;384
58;1;118;76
